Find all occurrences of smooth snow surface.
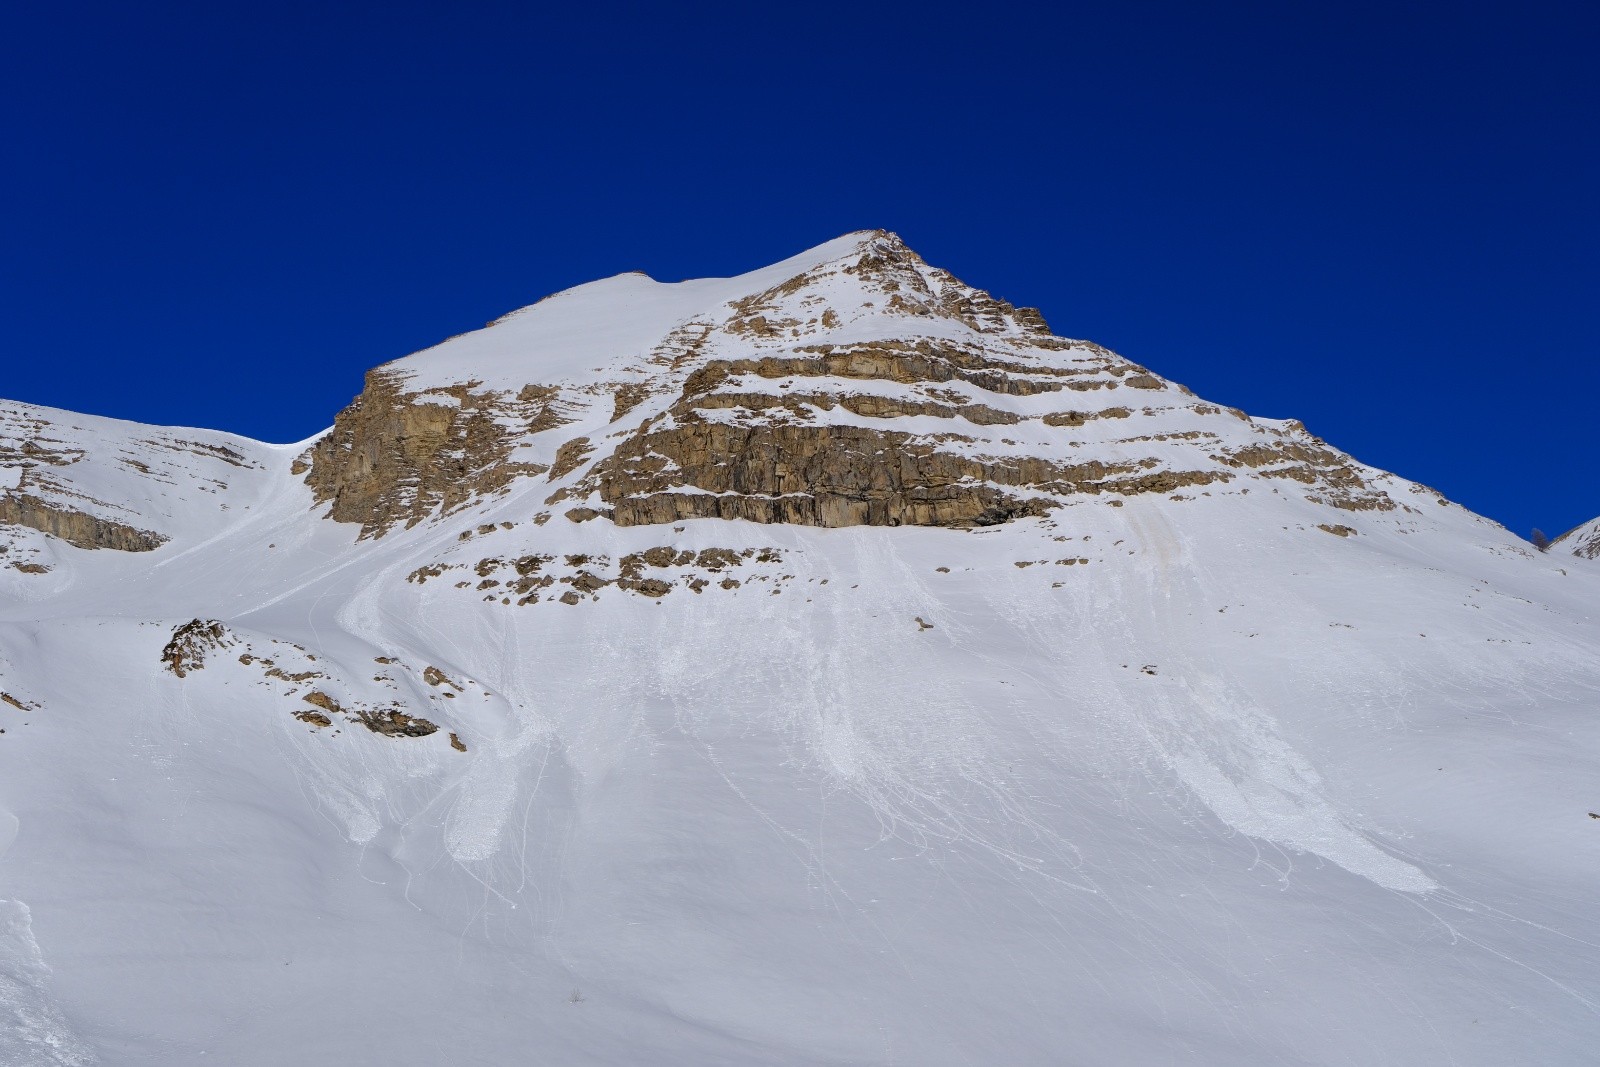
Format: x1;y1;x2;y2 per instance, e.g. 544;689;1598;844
2;232;1599;1066
388;232;874;392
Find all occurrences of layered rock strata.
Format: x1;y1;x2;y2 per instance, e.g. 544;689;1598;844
302;371;565;537
295;230;1402;536
0;493;166;551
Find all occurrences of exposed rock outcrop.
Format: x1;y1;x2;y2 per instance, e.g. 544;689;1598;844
289;229;1404;537
597;419;1224;528
162;620;230;678
422;666;461;690
356;707;439;738
302;370;559;538
589;308;1226;529
1214;421;1395;513
442;544;790;604
0;493;167;552
298;688;438;738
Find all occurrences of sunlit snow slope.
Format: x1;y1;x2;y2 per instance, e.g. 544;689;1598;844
1555;515;1600;559
2;232;1598;1066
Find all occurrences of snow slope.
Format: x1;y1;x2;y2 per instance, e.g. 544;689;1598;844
1554;515;1600;559
2;232;1598;1066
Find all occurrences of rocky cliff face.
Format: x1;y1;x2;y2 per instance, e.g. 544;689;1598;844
300;370;566;538
4;233;1418;563
0;492;165;552
590;344;1232;529
299;230;1407;536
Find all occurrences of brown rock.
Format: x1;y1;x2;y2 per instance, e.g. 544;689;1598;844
161;620;229;678
422;666;461;690
549;437;595;480
355;707;439;738
302;691;342;714
0;493;165;552
301;370;554;538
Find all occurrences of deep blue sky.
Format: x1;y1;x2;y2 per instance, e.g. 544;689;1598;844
4;2;1596;539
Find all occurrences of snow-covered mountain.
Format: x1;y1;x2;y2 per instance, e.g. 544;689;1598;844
2;231;1597;1066
1554;515;1600;559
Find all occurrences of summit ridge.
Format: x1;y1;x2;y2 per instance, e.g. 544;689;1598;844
293;230;1417;539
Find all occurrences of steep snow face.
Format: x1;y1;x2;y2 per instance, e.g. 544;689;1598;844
1554;515;1600;558
2;234;1599;1066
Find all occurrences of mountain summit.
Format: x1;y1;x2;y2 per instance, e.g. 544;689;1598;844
303;229;1400;538
1;234;1597;1066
